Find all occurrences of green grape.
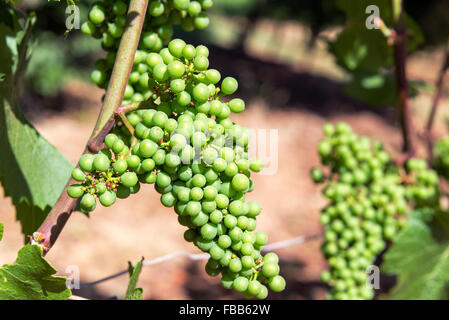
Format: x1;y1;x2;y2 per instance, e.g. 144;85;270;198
192;83;210;102
174;0;190;10
79;154;95;172
228;98;245;113
89;6;106;25
71;168;86;182
194;13;210;29
121;172;138;188
99;191;117;207
233;277;249;292
268;275;286;292
80;193;96;212
67;185;84;199
148;1;165;17
221;77;238;95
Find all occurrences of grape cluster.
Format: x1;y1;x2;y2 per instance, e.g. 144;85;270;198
311;122;438;300
433;136;449;181
70;1;285;298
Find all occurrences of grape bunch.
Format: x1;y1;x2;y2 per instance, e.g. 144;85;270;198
311;122;438;300
70;1;286;299
433;136;449;181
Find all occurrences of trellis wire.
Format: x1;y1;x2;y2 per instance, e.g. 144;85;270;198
79;233;322;288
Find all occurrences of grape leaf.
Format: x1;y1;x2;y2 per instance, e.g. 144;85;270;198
0;10;74;240
125;258;144;300
0;245;71;300
382;210;449;299
328;22;393;73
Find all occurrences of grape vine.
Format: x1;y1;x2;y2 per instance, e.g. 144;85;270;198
66;0;285;299
312;122;439;300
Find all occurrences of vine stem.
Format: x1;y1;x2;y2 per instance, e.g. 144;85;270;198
392;0;415;157
32;0;149;254
424;0;449;160
425;42;449;160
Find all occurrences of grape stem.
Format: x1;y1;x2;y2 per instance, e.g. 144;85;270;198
32;0;149;255
392;0;416;157
424;1;449;161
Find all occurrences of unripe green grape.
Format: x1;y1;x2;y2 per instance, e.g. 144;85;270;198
99;191;117;207
269;275;286;292
192;83;210;102
194;13;210;30
148;0;164;16
139;139;158;158
167;61;185;79
113;1;127;15
215;194;229;209
91;69;106;86
170;79;186;93
168;39;186;58
228;258;242;273
192;174;206;188
205;69;221;84
221;77;238;95
233;277;249;293
182;44;196;60
71;168;86;182
191;211;209;226
127;155;141;169
92;154;109;172
81;21;96;35
231;173;249;192
68;185;84;199
193;55;209;71
153;63;168;81
228;98;245;113
80;193;96;212
174;0;190;10
108;23;124;38
89;6;105;25
249;158;264;172
263;252;279;264
146;52;163;68
203;185;217;200
229;226;243;242
161;192;177;207
209;244;224;260
121;172;138;188
200;0;214;10
159;48;174;64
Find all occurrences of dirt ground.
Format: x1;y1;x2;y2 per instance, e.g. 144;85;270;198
0;22;447;300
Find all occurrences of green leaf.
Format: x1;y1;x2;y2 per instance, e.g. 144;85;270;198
0;223;3;241
344;72;397;106
125;258;144;300
328;24;393;73
0;245;71;300
382;209;449;299
0;11;74;240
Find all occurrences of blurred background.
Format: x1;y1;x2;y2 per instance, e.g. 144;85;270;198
0;0;449;299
